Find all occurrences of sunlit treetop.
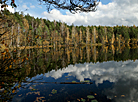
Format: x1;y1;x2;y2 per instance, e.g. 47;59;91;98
0;0;100;13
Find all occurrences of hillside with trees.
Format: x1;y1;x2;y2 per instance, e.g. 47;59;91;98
1;9;138;51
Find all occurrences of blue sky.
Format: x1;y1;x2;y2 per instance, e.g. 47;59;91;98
4;0;138;26
15;0;112;17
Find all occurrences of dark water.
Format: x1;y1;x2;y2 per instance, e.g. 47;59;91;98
1;45;138;102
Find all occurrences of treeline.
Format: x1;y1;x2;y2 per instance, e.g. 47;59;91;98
1;9;138;48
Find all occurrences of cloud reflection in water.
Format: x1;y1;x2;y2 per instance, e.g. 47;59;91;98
45;60;138;101
46;60;138;85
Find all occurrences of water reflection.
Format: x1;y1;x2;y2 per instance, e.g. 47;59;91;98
1;45;138;102
45;60;138;101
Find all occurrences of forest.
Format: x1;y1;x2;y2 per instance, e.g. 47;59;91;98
1;9;138;51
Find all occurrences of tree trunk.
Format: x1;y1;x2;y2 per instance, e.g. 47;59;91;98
93;27;96;44
86;27;90;44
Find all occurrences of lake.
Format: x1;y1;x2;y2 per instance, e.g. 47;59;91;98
1;45;138;102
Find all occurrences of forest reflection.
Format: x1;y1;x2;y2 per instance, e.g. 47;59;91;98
2;44;138;76
1;44;138;101
24;44;138;74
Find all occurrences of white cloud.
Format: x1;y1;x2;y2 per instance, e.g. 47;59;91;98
19;0;23;3
41;0;138;26
22;4;29;10
37;5;42;8
42;10;77;25
30;5;35;8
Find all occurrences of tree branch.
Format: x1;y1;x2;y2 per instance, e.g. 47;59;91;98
39;0;100;13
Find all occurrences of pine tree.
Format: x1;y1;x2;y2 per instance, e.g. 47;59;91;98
86;26;90;44
72;25;76;45
79;28;82;44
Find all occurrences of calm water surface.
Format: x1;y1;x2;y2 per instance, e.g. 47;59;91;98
1;45;138;102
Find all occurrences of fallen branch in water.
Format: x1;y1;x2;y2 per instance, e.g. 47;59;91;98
21;81;93;84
